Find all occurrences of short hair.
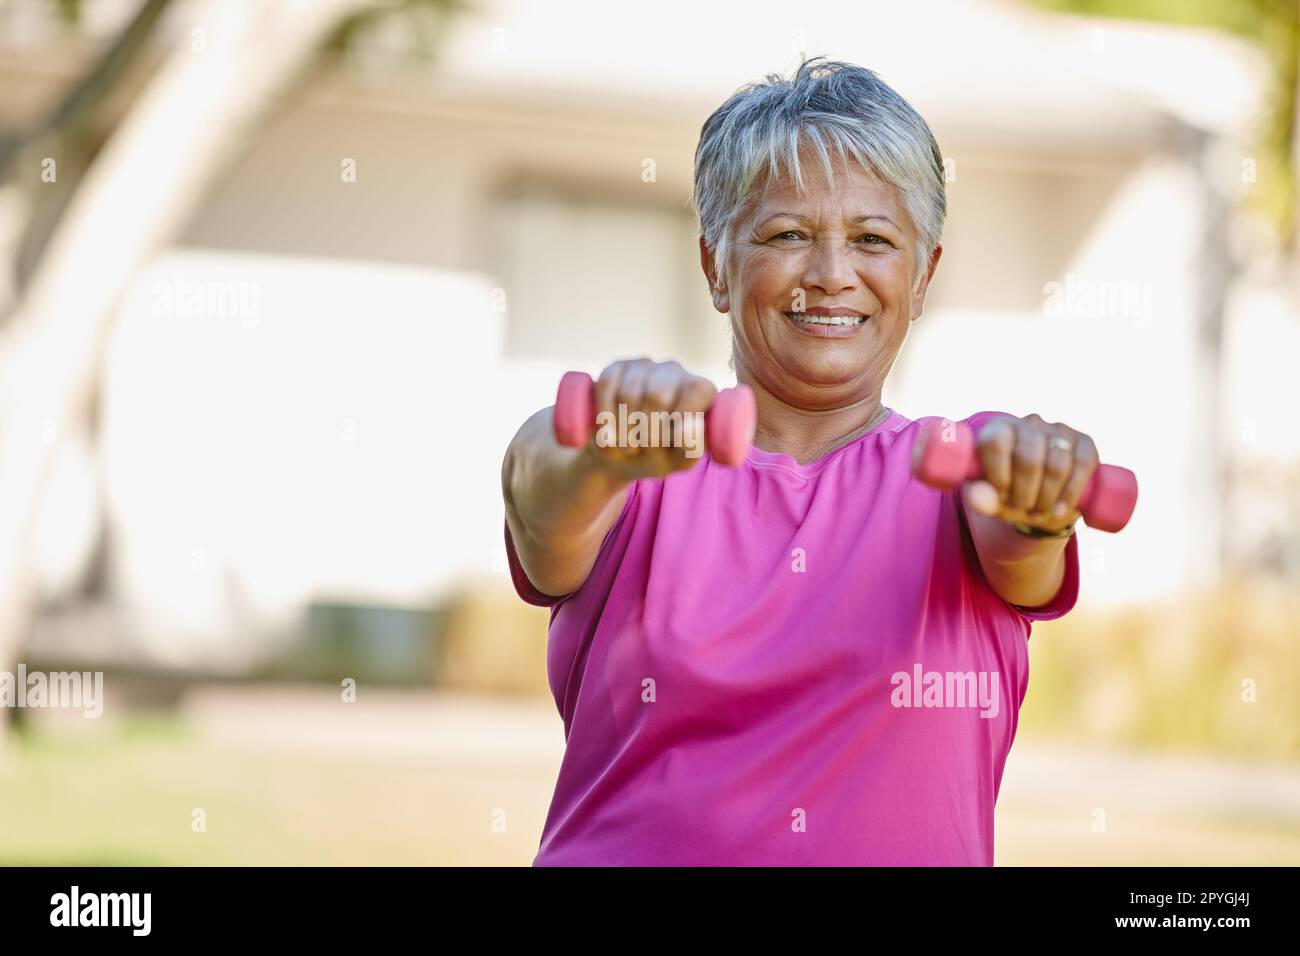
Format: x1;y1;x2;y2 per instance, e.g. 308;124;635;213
690;56;947;296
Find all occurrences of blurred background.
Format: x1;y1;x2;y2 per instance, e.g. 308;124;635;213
0;0;1297;865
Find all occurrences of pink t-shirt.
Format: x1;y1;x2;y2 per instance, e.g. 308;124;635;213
505;407;1080;866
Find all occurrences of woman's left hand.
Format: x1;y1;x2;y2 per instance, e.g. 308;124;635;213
961;413;1099;534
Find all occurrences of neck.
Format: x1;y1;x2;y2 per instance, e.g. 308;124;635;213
739;371;889;466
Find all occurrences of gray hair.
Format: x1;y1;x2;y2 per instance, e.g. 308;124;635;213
690;56;947;297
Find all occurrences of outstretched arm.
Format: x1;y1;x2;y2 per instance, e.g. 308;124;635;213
502;358;719;599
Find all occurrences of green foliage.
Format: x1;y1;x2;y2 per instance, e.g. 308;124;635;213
56;0;83;26
326;0;477;61
1021;574;1300;761
1024;0;1270;36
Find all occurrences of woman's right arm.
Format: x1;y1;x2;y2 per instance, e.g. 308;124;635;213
500;358;719;599
501;405;632;599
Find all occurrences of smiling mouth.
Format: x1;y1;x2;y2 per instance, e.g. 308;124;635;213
784;311;868;327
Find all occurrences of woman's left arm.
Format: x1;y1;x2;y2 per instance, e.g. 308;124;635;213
958;413;1098;609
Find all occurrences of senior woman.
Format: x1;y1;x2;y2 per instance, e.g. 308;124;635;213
500;57;1093;866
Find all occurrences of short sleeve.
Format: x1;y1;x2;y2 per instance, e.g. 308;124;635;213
504;517;569;607
961;408;1019;438
502;479;640;608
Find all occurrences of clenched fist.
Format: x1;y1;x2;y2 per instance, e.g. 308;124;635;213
961;413;1099;535
579;358;719;481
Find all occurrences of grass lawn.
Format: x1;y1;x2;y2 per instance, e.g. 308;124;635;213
3;690;1299;866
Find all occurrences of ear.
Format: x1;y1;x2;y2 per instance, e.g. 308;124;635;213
699;235;730;314
910;243;943;321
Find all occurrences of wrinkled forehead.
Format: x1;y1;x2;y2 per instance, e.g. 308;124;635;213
740;158;905;228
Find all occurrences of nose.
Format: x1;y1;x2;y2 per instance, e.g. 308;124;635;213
801;236;857;297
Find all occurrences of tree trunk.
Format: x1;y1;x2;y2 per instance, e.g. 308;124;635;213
0;0;374;747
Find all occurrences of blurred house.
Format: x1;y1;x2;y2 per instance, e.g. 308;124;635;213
1;0;1295;671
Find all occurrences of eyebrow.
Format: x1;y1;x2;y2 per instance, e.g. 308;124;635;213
759;212;899;229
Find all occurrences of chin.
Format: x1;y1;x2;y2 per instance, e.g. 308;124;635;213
784;360;866;390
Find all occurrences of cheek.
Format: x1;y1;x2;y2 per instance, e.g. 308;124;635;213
864;259;913;306
744;248;800;283
733;269;789;317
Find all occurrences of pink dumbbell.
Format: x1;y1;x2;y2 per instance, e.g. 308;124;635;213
552;370;757;466
912;418;1138;533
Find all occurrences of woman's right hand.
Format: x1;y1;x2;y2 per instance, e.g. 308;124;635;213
579;357;720;482
503;357;719;600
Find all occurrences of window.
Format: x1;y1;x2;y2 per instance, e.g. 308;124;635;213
491;181;727;368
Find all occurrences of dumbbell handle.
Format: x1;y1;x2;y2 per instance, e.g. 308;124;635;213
552;371;757;467
913;418;1138;533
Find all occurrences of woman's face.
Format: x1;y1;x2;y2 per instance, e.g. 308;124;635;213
703;158;941;410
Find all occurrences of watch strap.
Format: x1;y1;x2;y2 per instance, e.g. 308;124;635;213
1008;519;1076;540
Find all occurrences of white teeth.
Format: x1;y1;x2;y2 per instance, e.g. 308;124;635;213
786;312;866;326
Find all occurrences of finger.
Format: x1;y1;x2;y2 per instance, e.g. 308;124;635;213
1032;424;1075;519
1009;415;1047;514
975;417;1016;501
670;375;717;467
592;361;630;453
641;361;684;412
640;361;685;463
1059;433;1099;518
962;478;1001;517
613;358;656;457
